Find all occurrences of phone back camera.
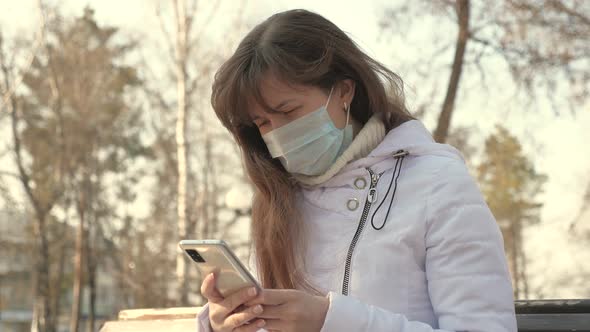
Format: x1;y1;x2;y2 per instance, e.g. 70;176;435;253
186;249;205;263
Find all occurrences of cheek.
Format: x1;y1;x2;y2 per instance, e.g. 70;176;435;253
258;126;272;136
257;116;285;135
264;114;296;133
326;103;347;129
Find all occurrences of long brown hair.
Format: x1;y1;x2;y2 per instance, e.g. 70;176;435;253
211;9;413;291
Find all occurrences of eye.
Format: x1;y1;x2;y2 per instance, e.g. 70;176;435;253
284;106;300;114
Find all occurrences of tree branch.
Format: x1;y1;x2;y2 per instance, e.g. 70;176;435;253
0;0;46;114
547;0;590;26
155;2;178;65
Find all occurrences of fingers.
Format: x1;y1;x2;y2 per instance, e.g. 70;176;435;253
229;305;266;331
200;273;223;303
252;319;281;331
251;303;285;320
244;289;294;307
220;286;259;316
210;285;260;328
229;304;263;325
233;318;266;332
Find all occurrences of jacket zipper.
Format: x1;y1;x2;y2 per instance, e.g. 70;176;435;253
341;167;381;296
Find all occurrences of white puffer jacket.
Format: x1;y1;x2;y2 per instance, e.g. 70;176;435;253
197;119;517;332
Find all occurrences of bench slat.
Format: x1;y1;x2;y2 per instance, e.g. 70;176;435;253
118;307;201;321
100;302;590;332
515;299;590;314
100;318;196;332
516;313;590;331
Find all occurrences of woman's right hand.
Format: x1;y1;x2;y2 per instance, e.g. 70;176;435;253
200;272;266;332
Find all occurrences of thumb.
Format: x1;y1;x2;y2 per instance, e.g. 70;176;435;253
201;272;224;303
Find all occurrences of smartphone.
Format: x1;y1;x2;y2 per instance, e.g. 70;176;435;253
179;239;260;298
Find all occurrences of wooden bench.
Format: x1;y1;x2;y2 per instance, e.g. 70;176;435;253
515;299;590;331
100;299;590;331
99;307;201;331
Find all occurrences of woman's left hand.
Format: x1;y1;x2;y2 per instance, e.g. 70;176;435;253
244;289;329;332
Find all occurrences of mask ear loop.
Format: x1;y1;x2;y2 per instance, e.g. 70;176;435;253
327;86;350;129
344;101;350;127
325;86;334;109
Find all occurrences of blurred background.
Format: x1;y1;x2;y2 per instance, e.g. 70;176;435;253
0;0;588;331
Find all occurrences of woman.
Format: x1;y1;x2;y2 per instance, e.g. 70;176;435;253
197;9;517;332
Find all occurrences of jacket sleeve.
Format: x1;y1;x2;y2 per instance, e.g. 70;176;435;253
196;303;212;332
320;158;517;332
196;248;267;332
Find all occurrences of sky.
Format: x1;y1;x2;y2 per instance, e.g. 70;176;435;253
1;0;589;298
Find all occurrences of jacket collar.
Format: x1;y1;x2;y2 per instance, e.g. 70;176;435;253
309;119;464;189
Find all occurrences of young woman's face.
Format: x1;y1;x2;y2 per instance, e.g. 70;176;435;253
249;72;355;135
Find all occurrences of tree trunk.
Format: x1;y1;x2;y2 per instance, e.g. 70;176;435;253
201;135;211;239
70;189;86;332
433;0;470;143
6;72;54;332
175;0;190;306
519;243;529;299
517;220;529;299
86;223;97;332
51;221;68;332
510;221;520;299
31;216;52;332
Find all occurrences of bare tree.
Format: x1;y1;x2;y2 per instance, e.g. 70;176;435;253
155;0;230;305
380;0;590;143
0;4;64;331
2;44;60;332
174;0;191;306
12;7;147;331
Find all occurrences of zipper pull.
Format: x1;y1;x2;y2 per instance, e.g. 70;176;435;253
367;168;379;203
368;168;379;186
368;188;378;203
370;172;378;186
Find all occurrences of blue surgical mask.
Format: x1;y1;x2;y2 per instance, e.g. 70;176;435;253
262;86;353;176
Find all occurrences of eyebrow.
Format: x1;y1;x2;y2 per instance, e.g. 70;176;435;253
251;98;296;121
272;99;295;111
